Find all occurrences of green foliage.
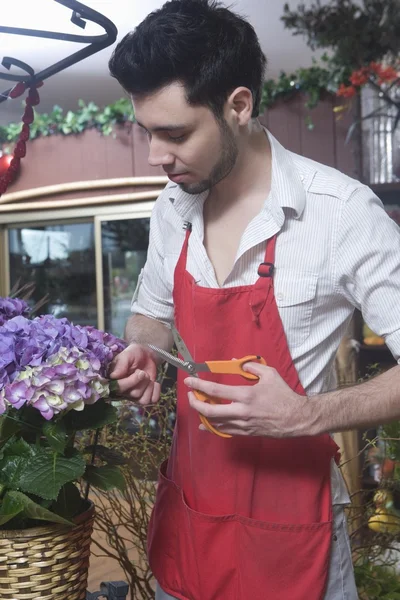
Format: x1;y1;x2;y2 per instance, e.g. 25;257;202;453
83;464;126;493
355;562;400;599
0;97;135;145
380;421;400;461
0;400;125;529
282;0;400;70
63;399;119;432
0;1;397;147
16;451;86;500
0;490;72;527
260;58;340;111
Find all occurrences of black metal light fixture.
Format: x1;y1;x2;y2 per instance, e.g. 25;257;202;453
0;0;117;103
0;0;118;197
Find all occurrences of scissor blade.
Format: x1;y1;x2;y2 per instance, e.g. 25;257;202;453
171;324;194;362
147;344;191;373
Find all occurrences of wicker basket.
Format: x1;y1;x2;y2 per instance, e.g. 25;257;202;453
0;501;95;600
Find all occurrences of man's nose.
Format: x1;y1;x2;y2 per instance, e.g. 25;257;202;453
148;140;174;167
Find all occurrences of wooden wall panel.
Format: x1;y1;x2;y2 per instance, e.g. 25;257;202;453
265;94;303;156
3;91;361;198
333;98;360;180
131;123;165;177
101;125;135;179
262;92;360;179
299;93;336;168
8;127;135;193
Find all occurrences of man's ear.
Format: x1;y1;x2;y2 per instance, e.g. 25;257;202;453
226;87;253;127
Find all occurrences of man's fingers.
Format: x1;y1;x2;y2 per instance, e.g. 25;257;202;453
242;361;270;378
109;350;136;378
116;370;150;396
188;391;243;419
151;381;161;404
138;380;155;405
184;377;245;402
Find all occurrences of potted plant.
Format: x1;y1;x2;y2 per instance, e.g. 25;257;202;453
0;293;126;599
281;0;400;182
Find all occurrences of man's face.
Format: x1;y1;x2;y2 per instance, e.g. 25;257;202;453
132;83;238;194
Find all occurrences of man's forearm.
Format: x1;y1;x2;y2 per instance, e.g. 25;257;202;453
124;313;173;352
309;365;400;435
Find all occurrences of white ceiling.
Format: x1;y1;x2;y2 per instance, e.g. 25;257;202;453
0;0;323;126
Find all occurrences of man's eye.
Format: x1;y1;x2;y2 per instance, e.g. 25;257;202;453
168;134;186;143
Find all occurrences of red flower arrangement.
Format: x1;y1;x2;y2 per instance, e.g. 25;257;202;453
337;61;399;99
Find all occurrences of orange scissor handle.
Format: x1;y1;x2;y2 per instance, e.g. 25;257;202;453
205;355;267;380
193;356;267;439
194;390;232;439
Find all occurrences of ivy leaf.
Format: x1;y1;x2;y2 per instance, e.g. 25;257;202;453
84;465;126;493
18;451;86;500
43;420;68;453
63;399;117;432
2;491;73;526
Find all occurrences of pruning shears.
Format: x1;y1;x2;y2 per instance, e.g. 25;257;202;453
148;325;266;439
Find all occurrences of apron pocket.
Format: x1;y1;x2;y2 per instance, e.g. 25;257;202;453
149;461;332;600
149;462;239;599
237;514;332;600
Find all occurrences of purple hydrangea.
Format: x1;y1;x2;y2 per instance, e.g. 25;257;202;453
0;297;30;326
0;296;127;419
0;347;111;420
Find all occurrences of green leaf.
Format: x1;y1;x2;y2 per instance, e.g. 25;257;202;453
18;452;86;500
4;491;73;526
43;420;68;453
83;444;126;466
84;465;126;492
0;438;35;487
63;399;117;432
0;491;25;525
50;482;84;520
0;437;34;460
0;414;22;445
0;457;28;489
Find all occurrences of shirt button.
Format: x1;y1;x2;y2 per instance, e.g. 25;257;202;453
276;293;284;301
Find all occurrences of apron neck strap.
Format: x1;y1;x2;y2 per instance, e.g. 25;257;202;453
174;222;192;288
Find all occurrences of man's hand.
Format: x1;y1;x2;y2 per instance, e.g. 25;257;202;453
109;344;160;405
184;362;318;438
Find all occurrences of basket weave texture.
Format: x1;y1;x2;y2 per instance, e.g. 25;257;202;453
0;502;95;600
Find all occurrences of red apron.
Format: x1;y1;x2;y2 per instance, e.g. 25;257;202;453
148;224;339;600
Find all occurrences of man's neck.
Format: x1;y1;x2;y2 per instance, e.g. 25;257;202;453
211;122;272;206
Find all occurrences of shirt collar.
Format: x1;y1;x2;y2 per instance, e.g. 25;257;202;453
167;128;306;221
267;130;306;219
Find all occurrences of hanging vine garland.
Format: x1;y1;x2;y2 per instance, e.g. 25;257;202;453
0;81;43;197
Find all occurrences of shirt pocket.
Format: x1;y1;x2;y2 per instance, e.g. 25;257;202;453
275;269;318;348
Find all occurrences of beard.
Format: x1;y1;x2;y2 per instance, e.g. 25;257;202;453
180;118;238;195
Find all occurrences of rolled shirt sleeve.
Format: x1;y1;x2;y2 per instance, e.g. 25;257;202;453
131;199;174;326
334;186;400;362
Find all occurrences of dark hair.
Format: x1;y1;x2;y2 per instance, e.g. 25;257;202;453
108;0;267;118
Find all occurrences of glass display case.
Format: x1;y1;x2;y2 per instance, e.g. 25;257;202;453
0;205;151;338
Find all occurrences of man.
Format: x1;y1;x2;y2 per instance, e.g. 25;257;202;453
108;1;400;598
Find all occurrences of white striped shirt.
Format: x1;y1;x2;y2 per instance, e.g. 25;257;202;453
132;130;400;504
